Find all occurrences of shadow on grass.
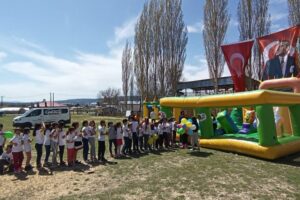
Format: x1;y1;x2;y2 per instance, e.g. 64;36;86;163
275;151;300;167
187;150;213;158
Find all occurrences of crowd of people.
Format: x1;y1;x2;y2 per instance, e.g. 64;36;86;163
0;112;202;175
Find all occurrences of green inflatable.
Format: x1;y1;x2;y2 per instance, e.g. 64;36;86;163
230;108;243;126
217;110;239;134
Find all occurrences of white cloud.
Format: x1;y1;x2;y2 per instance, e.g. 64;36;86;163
182;55;230;82
187;21;204;34
0;51;7;61
0;17;139;102
271;13;288;22
107;16;138;47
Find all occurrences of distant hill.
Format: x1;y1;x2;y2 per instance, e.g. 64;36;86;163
56;98;98;105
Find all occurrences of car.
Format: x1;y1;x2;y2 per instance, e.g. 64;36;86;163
13;107;71;128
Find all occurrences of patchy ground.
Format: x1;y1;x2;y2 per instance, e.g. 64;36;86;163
1;148;300;200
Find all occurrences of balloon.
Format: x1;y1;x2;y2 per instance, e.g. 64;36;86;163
4;131;13;139
177;124;182;129
188;119;193;123
177;128;185;135
188;129;193;136
148;137;154;145
182;124;187;129
191;124;196;131
153;134;158;140
186;122;192;128
181;118;187;124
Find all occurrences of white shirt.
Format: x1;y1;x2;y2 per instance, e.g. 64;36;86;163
122;125;129;137
44;129;51;146
58;130;66;146
150;111;156;119
158;124;164;135
0;131;5;146
88;126;96;138
82;127;89;139
116;127;123;139
131;121;138;133
142;123;151;135
11;135;23;152
66;132;75;149
35;130;44;144
98;125;106;141
1;151;13;162
23;134;31;152
74;129;82;142
50;129;59;143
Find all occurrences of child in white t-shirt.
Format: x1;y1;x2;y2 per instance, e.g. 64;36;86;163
50;123;59;165
58;123;66;166
10;128;24;173
88;120;97;162
43;124;52;166
66;127;75;166
34;124;44;168
98;120;107;162
0;124;6;156
115;122;123;158
23;128;32;171
0;144;13;175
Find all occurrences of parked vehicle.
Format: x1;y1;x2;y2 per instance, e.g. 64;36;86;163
13;107;71;128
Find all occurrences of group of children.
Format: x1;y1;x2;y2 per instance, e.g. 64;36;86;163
0;113;201;175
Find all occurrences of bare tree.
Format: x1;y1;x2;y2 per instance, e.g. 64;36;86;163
98;88;120;106
122;41;133;109
133;0;187;99
203;0;230;93
288;0;300;25
237;0;270;83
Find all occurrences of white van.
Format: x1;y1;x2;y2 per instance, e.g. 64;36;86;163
13;107;71;128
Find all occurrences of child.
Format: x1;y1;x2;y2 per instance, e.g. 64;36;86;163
121;119;129;155
98;120;107;162
0;124;6;156
108;122;117;157
81;120;89;162
138;123;144;151
170;118;177;147
88;120;96;162
50;123;59;166
142;118;151;151
58;123;66;166
115;122;123;158
34;124;44;168
131;117;139;153
66;127;76;166
157;120;164;149
43;123;52;166
0;144;13;175
73;122;83;164
10;128;24;173
191;117;200;151
127;123;133;154
23;128;33;171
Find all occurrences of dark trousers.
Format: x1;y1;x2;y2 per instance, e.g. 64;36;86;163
172;131;177;144
59;145;65;163
82;138;89;161
182;133;188;145
128;137;132;153
139;136;144;150
132;132;139;151
98;141;106;160
35;143;43;166
0;159;11;174
143;135;150;150
0;146;3;156
122;137;129;154
109;139;117;155
163;132;169;147
158;134;164;148
44;145;51;163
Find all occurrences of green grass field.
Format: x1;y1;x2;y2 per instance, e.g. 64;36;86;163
1;114;300;199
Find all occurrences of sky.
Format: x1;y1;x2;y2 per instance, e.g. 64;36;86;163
0;0;290;102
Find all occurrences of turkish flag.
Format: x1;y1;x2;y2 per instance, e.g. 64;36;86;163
221;40;254;92
257;25;299;67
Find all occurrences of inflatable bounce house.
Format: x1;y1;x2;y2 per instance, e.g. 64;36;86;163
142;97;160;120
160;77;300;160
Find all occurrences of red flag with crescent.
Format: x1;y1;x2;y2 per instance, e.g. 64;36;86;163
221;40;254;92
257;25;300;66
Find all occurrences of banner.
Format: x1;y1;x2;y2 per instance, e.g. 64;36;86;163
221;40;254;92
257;25;300;80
